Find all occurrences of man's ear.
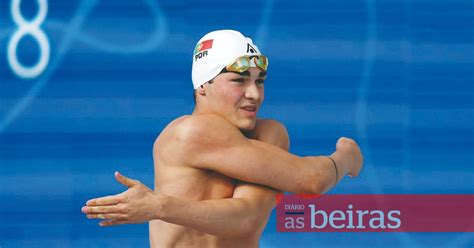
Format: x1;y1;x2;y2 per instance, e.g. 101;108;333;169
196;83;208;96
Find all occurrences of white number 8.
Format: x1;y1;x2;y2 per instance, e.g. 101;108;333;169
7;0;50;79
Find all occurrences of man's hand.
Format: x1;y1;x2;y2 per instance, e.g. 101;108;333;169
81;172;162;227
332;137;363;177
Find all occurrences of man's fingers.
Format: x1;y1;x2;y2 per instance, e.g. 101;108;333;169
115;171;139;188
86;213;125;220
99;219;128;227
82;205;121;214
86;195;121;206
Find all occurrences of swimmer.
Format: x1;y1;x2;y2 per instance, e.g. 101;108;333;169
82;30;363;248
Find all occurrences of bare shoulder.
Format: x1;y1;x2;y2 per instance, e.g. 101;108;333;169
256;119;287;132
154;114;244;163
153;115;188;147
255;119;289;139
254;119;290;150
154;114;230;142
174;114;241;141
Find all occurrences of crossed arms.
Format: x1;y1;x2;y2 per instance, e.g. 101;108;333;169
82;114;362;236
153;119;288;237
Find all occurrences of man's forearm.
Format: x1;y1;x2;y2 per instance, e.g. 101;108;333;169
155;194;261;238
301;154;352;194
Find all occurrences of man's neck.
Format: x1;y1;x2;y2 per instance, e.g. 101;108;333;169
241;129;255;139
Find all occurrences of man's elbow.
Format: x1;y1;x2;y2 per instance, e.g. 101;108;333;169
305;179;329;195
295;179;325;194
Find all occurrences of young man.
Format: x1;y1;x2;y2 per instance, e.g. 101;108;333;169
82;30;363;247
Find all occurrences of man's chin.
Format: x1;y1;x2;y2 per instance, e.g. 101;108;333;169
237;119;257;131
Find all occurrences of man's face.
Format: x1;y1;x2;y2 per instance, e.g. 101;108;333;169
204;67;266;131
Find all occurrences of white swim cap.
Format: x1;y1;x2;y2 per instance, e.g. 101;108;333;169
191;30;263;89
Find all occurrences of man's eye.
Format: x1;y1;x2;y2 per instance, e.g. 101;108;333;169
256;79;265;84
232;78;245;83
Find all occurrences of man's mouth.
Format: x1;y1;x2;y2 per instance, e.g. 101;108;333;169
240;105;258;117
241;106;257;112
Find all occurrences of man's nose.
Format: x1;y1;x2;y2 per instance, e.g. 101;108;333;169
244;82;261;101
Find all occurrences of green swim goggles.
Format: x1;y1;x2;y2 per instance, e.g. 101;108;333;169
224;55;268;73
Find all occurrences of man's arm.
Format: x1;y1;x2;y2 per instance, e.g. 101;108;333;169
82;119;286;235
82;116;362;227
174;114;362;194
153;183;276;237
153;119;287;237
82;174;279;232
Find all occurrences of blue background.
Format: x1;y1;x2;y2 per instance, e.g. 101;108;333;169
1;0;473;247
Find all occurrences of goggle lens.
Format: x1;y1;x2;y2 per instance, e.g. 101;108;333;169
226;55;268;73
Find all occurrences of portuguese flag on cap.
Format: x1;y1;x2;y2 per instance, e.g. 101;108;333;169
194;39;213;55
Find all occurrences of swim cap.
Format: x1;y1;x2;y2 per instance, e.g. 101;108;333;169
191;30;263;89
